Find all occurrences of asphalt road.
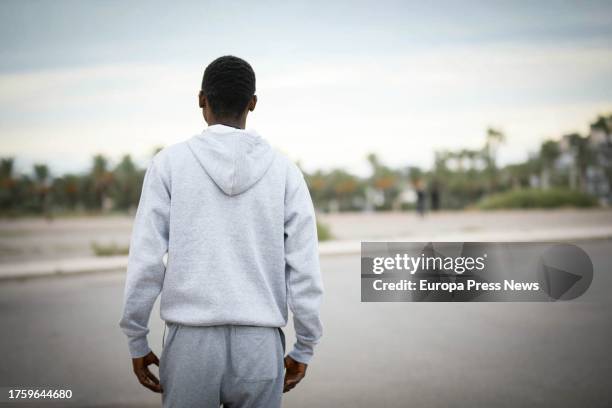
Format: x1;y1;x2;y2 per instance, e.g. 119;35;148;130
1;240;612;407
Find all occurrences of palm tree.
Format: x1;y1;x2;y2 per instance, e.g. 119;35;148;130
91;154;114;210
33;164;49;184
0;158;16;211
483;128;506;192
304;170;328;211
485;127;506;170
328;169;363;211
33;164;50;214
112;155;142;211
367;153;400;210
566;133;594;191
539;140;560;189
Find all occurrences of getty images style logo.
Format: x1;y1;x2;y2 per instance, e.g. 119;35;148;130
361;242;594;302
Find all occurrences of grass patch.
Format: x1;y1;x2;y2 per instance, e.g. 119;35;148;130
91;241;130;257
317;220;333;241
89;221;333;255
478;188;598;210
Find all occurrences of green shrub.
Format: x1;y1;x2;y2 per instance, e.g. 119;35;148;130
478;188;598;210
316;220;333;241
91;241;130;257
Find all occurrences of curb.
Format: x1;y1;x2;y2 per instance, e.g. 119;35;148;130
318;226;612;256
0;255;129;281
1;226;611;281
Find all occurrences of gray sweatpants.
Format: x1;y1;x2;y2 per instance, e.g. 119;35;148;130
160;324;285;408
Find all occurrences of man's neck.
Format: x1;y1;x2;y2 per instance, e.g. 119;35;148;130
207;117;246;129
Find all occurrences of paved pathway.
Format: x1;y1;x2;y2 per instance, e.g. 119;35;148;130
1;209;612;279
0;240;611;407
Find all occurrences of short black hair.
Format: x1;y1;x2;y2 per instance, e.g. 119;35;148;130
201;55;256;118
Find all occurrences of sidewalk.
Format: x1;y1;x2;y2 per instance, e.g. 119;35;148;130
1;219;611;280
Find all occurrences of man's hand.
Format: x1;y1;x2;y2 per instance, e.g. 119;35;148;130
132;351;163;393
283;355;307;393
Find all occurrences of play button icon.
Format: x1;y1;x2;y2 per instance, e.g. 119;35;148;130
538;244;593;301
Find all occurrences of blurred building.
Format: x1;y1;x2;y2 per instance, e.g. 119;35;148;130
587;116;612;203
554;116;612;204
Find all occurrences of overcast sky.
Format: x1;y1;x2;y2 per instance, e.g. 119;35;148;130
1;0;612;176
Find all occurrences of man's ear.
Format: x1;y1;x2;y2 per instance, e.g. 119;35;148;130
248;95;257;112
198;90;206;109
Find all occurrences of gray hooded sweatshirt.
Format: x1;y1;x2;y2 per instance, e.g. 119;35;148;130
119;124;323;364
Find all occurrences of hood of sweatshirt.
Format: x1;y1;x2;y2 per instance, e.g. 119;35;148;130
186;124;275;196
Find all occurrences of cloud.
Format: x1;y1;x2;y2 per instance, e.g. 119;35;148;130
1;43;611;176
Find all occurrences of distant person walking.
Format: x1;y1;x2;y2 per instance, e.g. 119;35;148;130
415;180;426;217
120;56;324;408
430;180;440;211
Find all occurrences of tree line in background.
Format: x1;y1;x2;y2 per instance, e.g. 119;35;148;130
1;114;611;217
306;114;611;211
0;154;146;216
